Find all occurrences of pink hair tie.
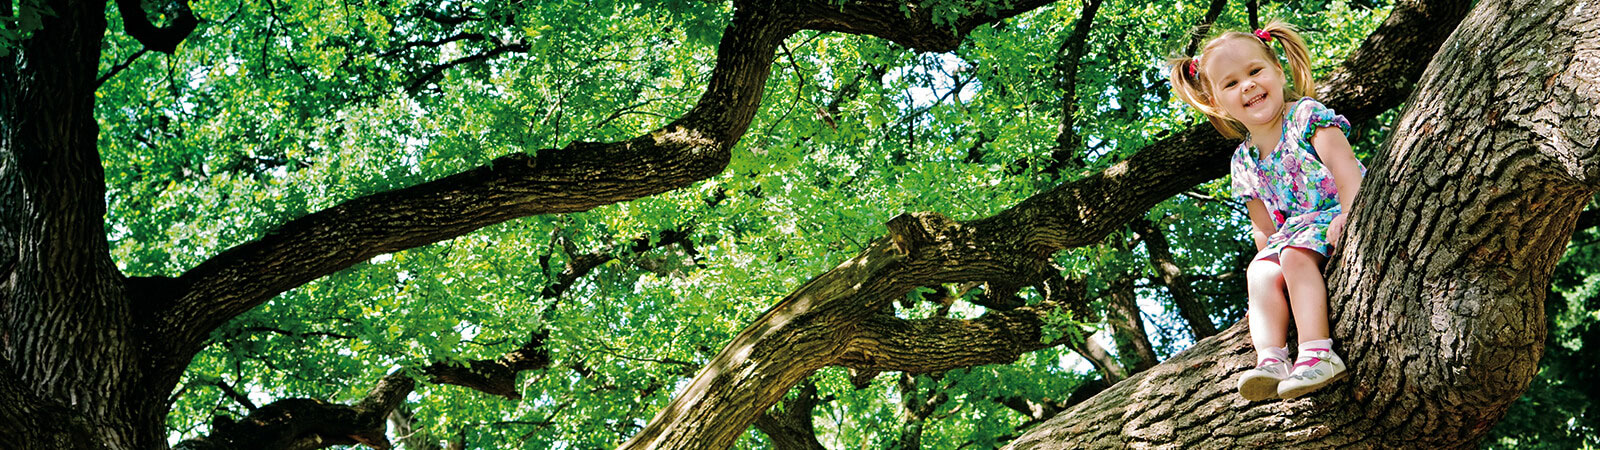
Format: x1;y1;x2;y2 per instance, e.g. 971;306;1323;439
1254;29;1273;43
1187;59;1199;78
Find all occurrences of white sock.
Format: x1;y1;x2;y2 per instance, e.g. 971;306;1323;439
1257;344;1290;365
1299;338;1334;354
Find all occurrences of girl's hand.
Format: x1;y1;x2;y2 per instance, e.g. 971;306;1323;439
1328;213;1348;247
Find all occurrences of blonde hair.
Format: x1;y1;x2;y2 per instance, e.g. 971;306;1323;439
1167;20;1316;139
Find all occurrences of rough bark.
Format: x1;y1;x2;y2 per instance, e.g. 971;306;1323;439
175;372;413;450
157;3;791;371
1009;0;1599;446
0;0;158;446
752;380;827;450
627;0;1473;448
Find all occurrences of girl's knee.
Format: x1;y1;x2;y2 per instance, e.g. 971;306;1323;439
1246;259;1283;288
1278;249;1327;283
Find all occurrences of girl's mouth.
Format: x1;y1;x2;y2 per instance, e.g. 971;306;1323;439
1241;91;1267;108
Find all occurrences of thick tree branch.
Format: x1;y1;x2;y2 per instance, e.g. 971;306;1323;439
840;286;1086;376
180;331;549;449
114;0;200;54
1103;275;1157;373
419;331;552;400
1064;330;1127;383
176;372;411;450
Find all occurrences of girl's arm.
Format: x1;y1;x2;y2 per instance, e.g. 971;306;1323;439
1313;127;1363;212
1245;199;1276;251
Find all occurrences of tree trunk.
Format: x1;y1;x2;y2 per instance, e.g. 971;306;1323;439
0;0;169;447
1009;0;1600;446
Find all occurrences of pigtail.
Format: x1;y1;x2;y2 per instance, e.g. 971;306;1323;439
1260;20;1315;100
1167;56;1211;113
1169;54;1248;139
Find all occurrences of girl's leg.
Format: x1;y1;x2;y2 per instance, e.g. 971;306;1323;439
1278;247;1329;342
1275;246;1349;399
1246;257;1291;352
1240;256;1293;401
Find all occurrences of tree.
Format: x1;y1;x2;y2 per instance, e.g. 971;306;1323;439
1;0;1591;449
1008;0;1600;446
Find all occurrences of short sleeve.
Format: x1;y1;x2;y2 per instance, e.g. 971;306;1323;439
1297;98;1351;141
1229;145;1258;200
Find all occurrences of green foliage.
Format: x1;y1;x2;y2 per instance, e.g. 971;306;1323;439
85;0;1587;447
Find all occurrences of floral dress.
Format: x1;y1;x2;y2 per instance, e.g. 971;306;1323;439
1230;97;1365;261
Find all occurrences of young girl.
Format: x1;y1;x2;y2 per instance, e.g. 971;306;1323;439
1168;22;1366;400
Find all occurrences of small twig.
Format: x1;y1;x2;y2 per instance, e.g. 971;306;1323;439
761;39;811;140
1248;0;1260;30
406;42;531;93
379;33;491;58
210;378;259;411
240;326;356;340
97;48;150;87
1185;0;1230;56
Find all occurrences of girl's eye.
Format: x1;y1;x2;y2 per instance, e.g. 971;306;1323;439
1250;68;1262;75
1225;81;1237;88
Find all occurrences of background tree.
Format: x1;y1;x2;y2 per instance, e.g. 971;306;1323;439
1;0;1594;449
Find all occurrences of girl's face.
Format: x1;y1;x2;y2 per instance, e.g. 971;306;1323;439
1202;38;1286;131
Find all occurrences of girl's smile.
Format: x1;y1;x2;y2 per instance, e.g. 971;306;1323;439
1202;37;1288;135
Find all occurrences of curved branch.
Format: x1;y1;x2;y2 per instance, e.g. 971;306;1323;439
115;0;200;54
176;372;412;450
179;332;549;449
418;332;552;400
753;380;827;450
96;48;149;87
156;7;795;371
841;303;1072;375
